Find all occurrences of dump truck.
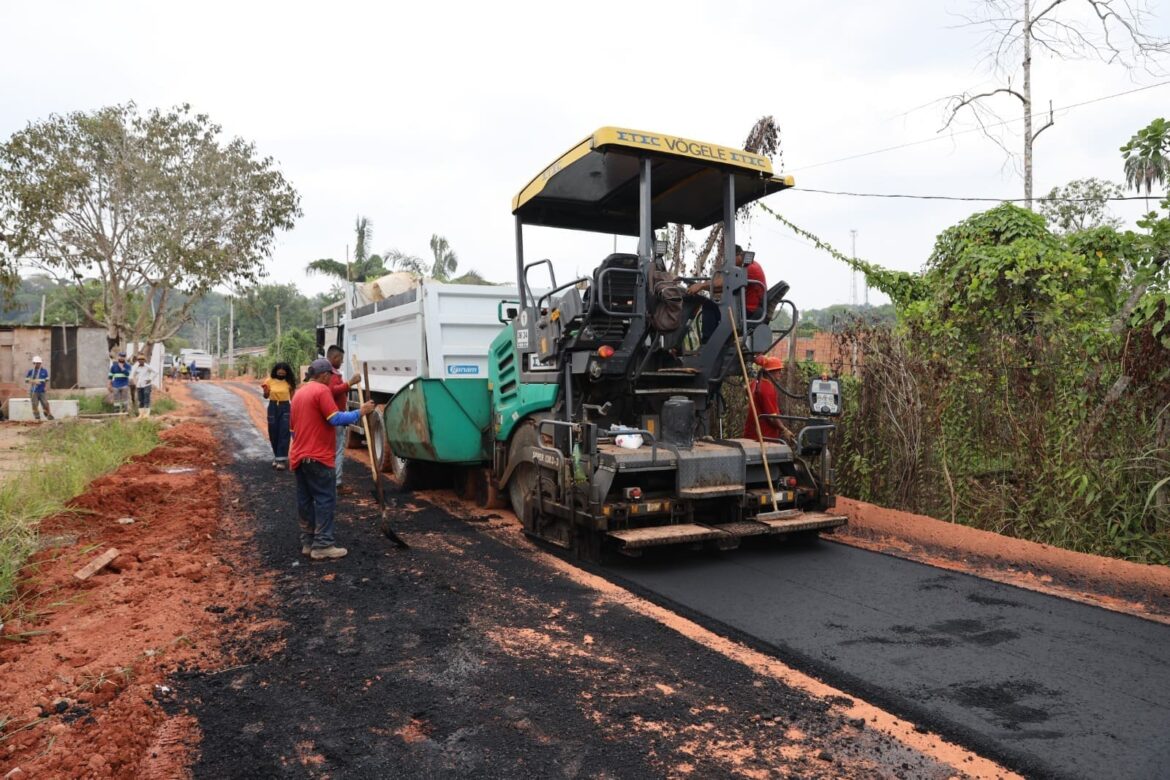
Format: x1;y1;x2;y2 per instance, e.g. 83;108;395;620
318;277;524;472
178;349;214;380
383;127;846;557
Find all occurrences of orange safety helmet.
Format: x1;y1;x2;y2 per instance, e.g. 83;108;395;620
754;355;783;372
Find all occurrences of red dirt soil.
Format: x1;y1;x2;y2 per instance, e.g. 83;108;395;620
836;497;1170;623
0;400;271;778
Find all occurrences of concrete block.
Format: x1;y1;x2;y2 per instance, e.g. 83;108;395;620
6;398;79;421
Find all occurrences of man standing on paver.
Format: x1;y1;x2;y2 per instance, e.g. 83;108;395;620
290;358;375;560
108;351;132;413
325;345;362;495
25;356;53;421
743;356;792;441
128;352;157;418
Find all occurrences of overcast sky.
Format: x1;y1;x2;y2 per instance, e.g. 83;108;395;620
3;0;1168;309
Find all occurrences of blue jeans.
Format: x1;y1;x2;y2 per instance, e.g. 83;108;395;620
334;426;346;486
295;459;336;548
136;386;153;408
267;401;290;461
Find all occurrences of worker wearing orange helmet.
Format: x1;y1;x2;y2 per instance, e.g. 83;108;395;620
744;356;789;441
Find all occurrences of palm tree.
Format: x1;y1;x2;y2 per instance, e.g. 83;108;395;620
385;248;428;276
429;234;459;282
1122;118;1169;202
305;216;390;283
449;269;496;285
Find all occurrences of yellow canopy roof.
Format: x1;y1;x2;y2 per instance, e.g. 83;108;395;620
512;127;794;235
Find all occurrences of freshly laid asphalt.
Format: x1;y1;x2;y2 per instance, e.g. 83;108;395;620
190;382;273;460
608;541;1170;780
184;383;959;779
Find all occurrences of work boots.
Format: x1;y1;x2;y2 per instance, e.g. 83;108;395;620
138;408;150;419
310;546;348;560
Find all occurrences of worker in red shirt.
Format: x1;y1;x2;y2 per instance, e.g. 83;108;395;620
686;245;767;342
743;356;791;441
326;345;362;494
290;358;375;560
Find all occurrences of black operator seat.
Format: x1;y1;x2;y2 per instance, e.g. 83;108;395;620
575;253;642;348
764;279;791;324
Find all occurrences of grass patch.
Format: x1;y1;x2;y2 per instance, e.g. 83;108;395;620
65;393;179;415
0;418;160;614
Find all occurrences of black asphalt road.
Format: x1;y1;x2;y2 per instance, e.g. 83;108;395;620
607;541;1170;780
179;384;960;779
192;382;272;460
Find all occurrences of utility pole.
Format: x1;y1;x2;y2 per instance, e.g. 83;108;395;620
787;308;800;394
849;229;858;307
39;295;46;326
275;304;282;360
228;297;235;376
216;316;222;358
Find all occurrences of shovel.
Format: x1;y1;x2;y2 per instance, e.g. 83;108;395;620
354;358;409;549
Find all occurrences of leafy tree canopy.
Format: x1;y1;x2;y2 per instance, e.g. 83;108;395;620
0;103;300;353
1037;178;1124;234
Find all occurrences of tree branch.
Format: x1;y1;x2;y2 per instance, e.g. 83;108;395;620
941;86;1027;134
1032;101;1055;141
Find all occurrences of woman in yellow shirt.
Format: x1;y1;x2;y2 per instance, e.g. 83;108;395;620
261;362;297;470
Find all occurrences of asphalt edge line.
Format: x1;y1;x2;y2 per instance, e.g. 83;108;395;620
529;549;1021;780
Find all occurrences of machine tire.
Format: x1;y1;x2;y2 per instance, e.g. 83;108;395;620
507;421;574;548
391;451;419;489
367;410;396;472
506;422;540;532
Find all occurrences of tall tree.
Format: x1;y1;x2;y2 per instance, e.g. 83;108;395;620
0;103;301;354
234;283;318;346
381;248;425;276
1038;177;1124;233
429;234;458;281
1111;117;1170;331
305;216;389;283
1121;116;1169;197
942;0;1169;210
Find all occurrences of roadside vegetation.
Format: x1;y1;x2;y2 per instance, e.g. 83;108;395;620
0;419;160;613
66;394;179;416
768;118;1170;564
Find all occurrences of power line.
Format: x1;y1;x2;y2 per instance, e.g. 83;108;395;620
787;80;1170;173
791;187;1166;203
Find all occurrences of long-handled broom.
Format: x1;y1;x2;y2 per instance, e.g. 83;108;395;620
728;306;786;521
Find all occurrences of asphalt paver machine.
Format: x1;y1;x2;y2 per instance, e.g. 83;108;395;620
386;127;846;558
499;127;848;557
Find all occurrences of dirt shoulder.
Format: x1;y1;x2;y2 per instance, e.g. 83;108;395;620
0;398;271;778
835;497;1170;623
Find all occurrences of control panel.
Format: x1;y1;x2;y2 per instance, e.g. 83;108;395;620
808;378;842;417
